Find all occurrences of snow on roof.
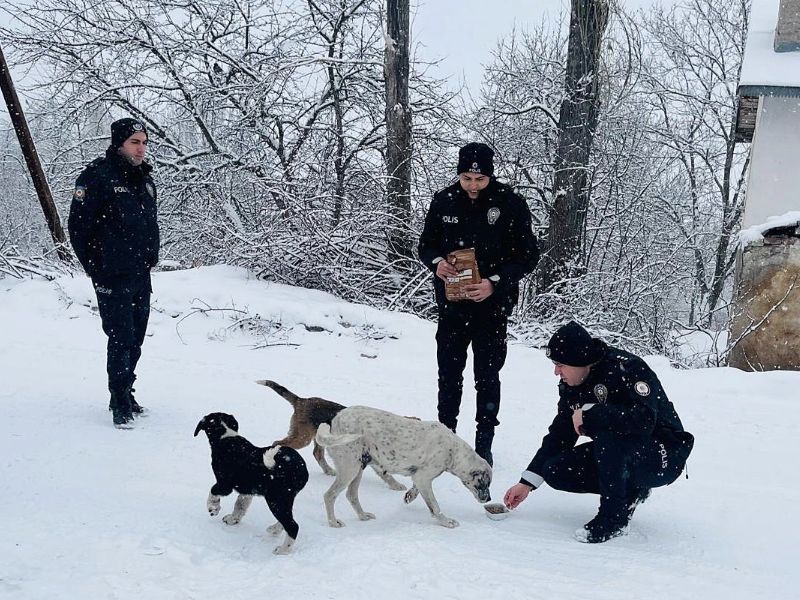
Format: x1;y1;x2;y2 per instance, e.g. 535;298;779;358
738;210;800;245
739;0;800;92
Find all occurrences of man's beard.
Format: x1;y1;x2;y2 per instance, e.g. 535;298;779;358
118;150;143;166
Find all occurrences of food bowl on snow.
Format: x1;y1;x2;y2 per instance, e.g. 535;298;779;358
484;503;511;521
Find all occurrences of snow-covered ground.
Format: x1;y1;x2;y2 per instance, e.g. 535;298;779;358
1;266;796;599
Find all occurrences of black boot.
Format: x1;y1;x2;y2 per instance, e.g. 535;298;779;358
110;389;134;429
575;495;630;543
109;387;148;416
474;428;495;467
128;387;148;417
576;512;629;543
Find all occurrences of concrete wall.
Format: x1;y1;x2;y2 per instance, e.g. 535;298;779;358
742;95;800;229
728;237;800;371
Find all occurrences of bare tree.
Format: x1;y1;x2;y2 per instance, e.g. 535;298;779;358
384;0;412;259
639;0;751;327
539;0;610;293
473;0;750;362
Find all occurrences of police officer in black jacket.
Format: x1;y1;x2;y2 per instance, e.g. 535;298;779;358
418;142;539;466
504;322;694;543
68;118;159;429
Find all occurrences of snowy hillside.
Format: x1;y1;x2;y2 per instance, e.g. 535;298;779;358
1;266;796;599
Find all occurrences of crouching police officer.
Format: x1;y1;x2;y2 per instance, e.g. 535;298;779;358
418;142;539;466
504;322;694;542
68;118;159;429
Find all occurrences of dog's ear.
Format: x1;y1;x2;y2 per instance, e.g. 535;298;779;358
194;417;206;437
222;414;239;432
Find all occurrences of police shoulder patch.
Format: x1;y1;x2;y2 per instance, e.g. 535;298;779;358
487;207;500;225
73;186;86;201
593;384;608;402
634;381;651;396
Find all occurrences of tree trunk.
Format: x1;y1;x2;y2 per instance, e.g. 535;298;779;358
0;42;71;262
538;0;609;291
384;0;412;258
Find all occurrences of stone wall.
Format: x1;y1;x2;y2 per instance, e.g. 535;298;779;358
728;236;800;371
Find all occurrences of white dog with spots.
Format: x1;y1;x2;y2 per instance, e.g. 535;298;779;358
315;406;492;528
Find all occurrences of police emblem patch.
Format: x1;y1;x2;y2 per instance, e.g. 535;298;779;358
133;122;143;131
145;182;155;198
634;381;651;396
545;347;551;358
73;186;86;201
593;384;608;402
487;207;500;225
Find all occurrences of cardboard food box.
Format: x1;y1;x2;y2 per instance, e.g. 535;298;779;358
444;248;481;301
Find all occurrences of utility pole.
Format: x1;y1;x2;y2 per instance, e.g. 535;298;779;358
0;41;70;262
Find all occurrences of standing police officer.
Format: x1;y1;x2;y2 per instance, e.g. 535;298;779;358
68;118;159;429
503;321;694;543
418;142;539;466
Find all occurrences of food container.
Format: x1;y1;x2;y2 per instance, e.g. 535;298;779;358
484;503;511;521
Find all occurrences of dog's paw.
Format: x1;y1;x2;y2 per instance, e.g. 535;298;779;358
358;512;376;521
267;523;284;536
222;514;241;525
328;519;346;528
437;516;459;529
207;504;221;517
404;487;419;504
273;545;292;555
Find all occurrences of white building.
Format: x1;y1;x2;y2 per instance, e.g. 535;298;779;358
736;0;800;227
729;0;800;371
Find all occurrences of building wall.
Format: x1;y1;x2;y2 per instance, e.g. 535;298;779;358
742;95;800;228
775;0;800;52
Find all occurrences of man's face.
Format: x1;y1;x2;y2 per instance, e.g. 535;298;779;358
118;132;148;166
459;172;490;199
553;361;591;387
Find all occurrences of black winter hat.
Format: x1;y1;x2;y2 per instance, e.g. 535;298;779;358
110;118;148;149
546;321;606;367
457;142;494;177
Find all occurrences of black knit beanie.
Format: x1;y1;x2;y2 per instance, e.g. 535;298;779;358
110;118;148;149
546;321;606;367
457;142;494;177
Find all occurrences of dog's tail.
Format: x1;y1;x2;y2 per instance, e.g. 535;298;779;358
315;423;362;448
256;380;303;407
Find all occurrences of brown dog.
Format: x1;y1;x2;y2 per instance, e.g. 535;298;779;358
256;380;406;491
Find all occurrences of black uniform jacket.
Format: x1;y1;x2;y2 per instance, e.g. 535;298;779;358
523;343;692;486
68;149;159;282
417;178;539;315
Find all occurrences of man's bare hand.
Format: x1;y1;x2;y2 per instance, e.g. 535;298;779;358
504;483;533;509
572;408;586;436
464;279;494;302
435;259;459;282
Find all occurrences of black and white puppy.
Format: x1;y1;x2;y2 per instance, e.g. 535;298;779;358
194;412;309;555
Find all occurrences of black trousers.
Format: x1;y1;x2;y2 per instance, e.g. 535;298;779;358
94;273;152;395
541;430;694;517
436;301;508;431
